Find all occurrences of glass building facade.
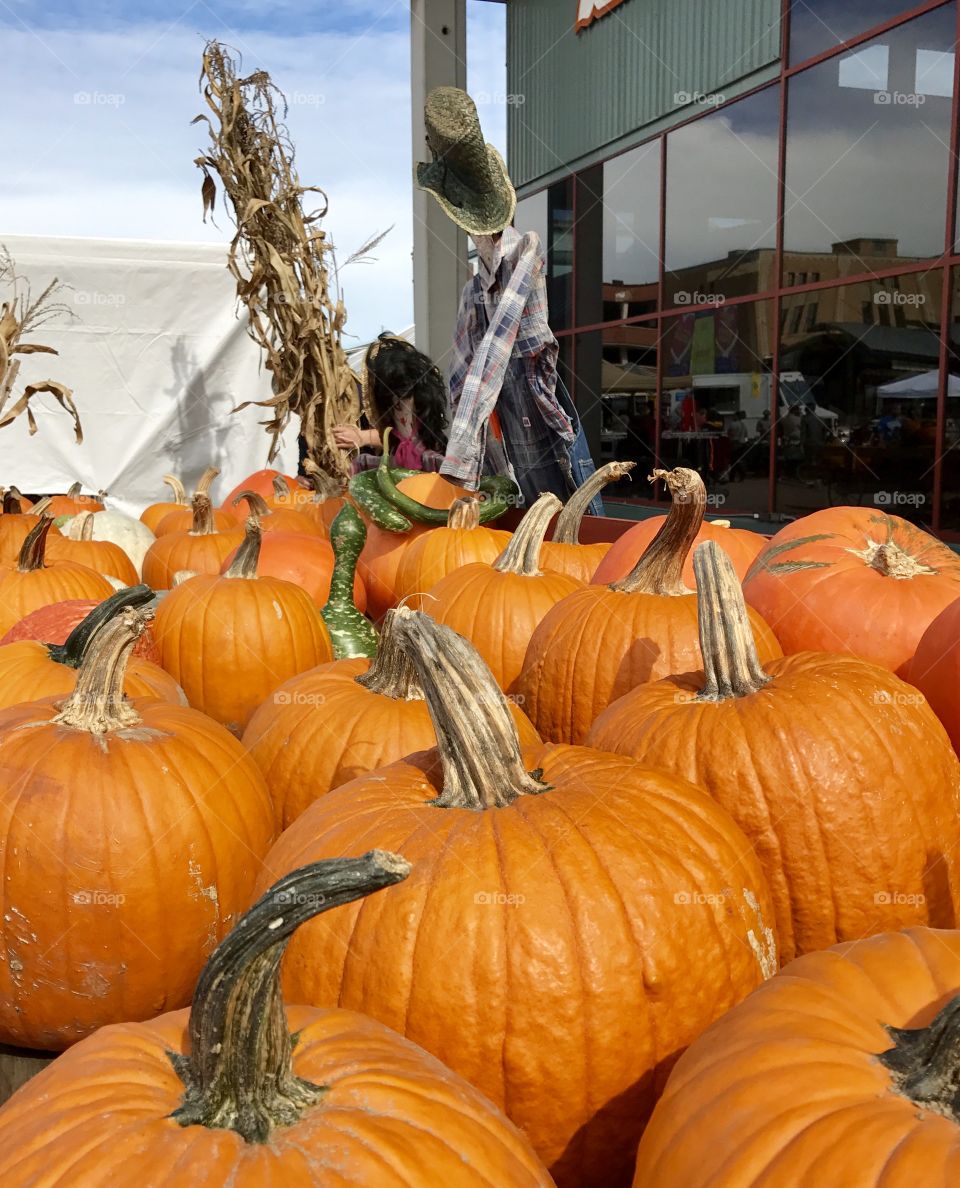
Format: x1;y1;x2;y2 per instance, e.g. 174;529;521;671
513;0;960;535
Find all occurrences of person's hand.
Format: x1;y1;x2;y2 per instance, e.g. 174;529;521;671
333;425;365;450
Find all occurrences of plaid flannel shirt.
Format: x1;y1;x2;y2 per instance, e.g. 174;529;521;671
442;227;574;489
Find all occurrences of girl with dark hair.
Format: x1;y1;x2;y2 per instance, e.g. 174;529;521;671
332;333;449;472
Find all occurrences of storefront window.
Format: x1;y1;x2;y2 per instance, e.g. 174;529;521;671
657;301;773;515
514;190;548;252
602;140;661;321
938;268;960;530
515;179;574;330
776;271;942;523
664;87;779;309
789;1;929;67
784;7;955;284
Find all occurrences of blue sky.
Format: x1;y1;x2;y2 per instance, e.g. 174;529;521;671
0;0;507;343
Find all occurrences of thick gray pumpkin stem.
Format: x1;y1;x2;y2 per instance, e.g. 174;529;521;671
879;993;960;1122
553;460;635;544
170;850;411;1143
356;609;423;700
611;468;705;595
694;541;770;700
224;517;262;579
53;608;146;732
492;492;561;577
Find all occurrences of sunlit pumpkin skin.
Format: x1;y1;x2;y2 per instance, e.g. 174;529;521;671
0;639;182;710
743;506;960;677
426;494;582;693
151;467;225;536
589;542;960;962
395;470;465;510
140;474;190;533
0;853;552;1188
0;609;276;1050
357;519;432;621
219;530;366;611
257;611;778;1188
1;597;160;662
0;519;114;638
220;468;299;510
141;494;242;590
394;497;510;605
909;595;960;754
45;512;139;586
43;482;105;519
633;927;960;1188
155;518;333;734
539;461;632;582
0;505;60;567
518;470;781;744
230;490;324;537
243;610;541;829
155;504;235;537
592;515;764;586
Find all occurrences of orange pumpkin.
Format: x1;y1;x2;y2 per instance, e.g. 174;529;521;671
0;518;113;637
219;529;366;612
231;490;325;537
140;473;189;533
743;506;960;676
0;585;184;711
154;467;233;537
393;496;510;605
539;460;633;581
220;467;300;510
257;610;777;1188
154;517;333;734
589;541;960;962
45;511;139;586
243;607;541;829
592;513;764;586
44;481;105;519
0;852;552;1188
0;607;276;1050
141;493;242;590
909;594;960;753
517;469;781;744
0;497;60;566
0;487;33;514
424;493;582;693
633;927;960;1187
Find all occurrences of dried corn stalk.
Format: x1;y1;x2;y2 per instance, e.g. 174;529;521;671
0;247;82;442
194;41;384;482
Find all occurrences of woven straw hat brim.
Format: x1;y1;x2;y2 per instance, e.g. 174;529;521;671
416;145;516;236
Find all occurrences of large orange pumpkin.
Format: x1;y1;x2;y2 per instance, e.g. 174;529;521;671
0;852;553;1188
425;493;582;693
592;513;764;586
0;585;184;711
44;481;105;519
141;493;242;590
633;927;960;1187
154;517;333;734
394;496;510;605
909;594;960;754
230;490;324;537
743;506;960;676
45;511;139;586
256;610;777;1188
539;460;633;582
219;529;366;611
517;469;781;744
139;473;189;533
243;607;541;829
0;607;276;1050
0;518;113;637
589;541;960;962
153;467;233;537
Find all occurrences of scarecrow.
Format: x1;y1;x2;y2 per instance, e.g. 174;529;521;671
416;87;602;512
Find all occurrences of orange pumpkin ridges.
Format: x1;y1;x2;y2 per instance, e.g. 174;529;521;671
256;608;777;1188
242;606;540;828
231;489;324;537
540;460;634;582
588;539;960;962
153;468;233;537
0;497;60;567
219;529;366;611
0;606;276;1049
141;493;242;589
154;515;333;735
632;929;960;1186
393;496;510;605
0;850;553;1187
516;467;782;744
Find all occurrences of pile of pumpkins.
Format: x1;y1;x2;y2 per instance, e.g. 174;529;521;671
0;456;959;1186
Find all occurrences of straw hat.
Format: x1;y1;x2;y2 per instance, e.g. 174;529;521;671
415;87;516;236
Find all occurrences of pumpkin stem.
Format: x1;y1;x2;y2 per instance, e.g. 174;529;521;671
66;481;82;499
355;609;423;700
492;493;562;577
271;474;291;502
225;517;263;579
17;516;53;572
233;490;270;518
321;504;378;659
391;608;548;809
170;850;411;1143
2;487;21;514
52;607;147;731
51;585;155;669
190;493;218;536
447;497;481;530
76;511;95;542
693;542;770;700
879;993;960;1122
855;539;937;580
162;474;187;504
611;468;705;595
553;460;635;545
31;496;52;516
195;466;220;498
302;458;345;500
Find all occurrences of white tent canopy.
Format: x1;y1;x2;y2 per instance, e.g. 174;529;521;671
877;370;960;398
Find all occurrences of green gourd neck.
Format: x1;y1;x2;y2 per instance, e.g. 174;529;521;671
321;504;378;659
